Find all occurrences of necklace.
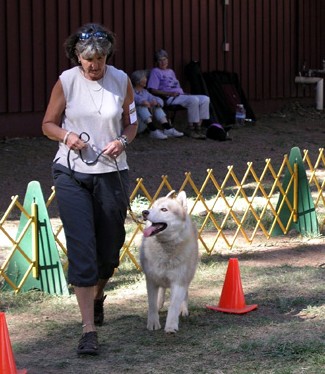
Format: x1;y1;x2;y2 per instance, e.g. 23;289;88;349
84;70;106;115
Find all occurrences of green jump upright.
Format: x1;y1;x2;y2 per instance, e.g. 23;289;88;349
3;181;69;295
272;147;319;236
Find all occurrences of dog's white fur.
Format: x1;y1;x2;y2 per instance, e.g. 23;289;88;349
140;191;199;333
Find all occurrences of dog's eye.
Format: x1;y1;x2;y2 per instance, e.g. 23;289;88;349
161;208;168;212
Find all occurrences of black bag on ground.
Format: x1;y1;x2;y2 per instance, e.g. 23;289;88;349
206;123;232;141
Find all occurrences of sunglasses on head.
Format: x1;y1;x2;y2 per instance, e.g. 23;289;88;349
79;31;108;40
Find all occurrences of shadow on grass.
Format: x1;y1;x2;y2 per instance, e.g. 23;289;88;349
200;241;325;267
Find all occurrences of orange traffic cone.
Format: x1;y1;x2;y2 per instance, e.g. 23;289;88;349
207;258;258;314
0;312;27;374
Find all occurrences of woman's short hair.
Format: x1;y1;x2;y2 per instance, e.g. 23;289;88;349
130;70;149;86
154;49;168;62
64;23;116;66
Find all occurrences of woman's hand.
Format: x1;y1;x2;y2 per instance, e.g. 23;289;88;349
169;92;180;97
65;132;88;151
142;100;151;107
103;139;125;159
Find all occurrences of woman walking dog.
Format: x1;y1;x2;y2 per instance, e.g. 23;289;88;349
42;23;138;355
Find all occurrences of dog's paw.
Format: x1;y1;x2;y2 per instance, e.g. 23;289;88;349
147;318;161;331
180;307;189;317
165;327;178;334
165;324;178;334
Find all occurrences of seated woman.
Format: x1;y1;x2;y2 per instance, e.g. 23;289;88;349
131;70;183;140
147;49;210;139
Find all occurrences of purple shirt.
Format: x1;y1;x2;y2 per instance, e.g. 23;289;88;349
133;88;164;107
147;68;184;94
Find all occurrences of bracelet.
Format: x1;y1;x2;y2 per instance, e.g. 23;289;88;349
63;131;72;145
116;135;128;149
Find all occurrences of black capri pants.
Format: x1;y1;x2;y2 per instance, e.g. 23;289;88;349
52;164;129;287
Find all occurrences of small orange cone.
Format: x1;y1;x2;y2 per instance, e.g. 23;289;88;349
0;312;27;374
207;258;258;314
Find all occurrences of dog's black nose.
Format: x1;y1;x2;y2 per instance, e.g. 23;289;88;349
142;210;149;219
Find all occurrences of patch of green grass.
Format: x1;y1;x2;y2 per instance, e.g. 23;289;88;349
1;257;325;374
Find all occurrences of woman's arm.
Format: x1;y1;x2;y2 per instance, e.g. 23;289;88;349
42;80;67;142
148;88;179;98
42;79;87;150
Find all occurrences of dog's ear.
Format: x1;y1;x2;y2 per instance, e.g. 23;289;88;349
176;191;187;211
166;190;176;198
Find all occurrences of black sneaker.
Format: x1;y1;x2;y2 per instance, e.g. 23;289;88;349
94;295;107;326
77;331;99;356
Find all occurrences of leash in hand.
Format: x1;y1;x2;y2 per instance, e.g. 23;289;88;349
67;132;145;225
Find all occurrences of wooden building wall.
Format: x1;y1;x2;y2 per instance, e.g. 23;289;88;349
0;0;324;137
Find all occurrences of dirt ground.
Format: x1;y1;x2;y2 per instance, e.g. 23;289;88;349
0;101;324;267
1;102;325;374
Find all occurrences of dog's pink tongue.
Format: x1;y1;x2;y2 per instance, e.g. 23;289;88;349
143;226;155;237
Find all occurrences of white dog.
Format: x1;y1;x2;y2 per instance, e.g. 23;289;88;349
140;191;199;333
